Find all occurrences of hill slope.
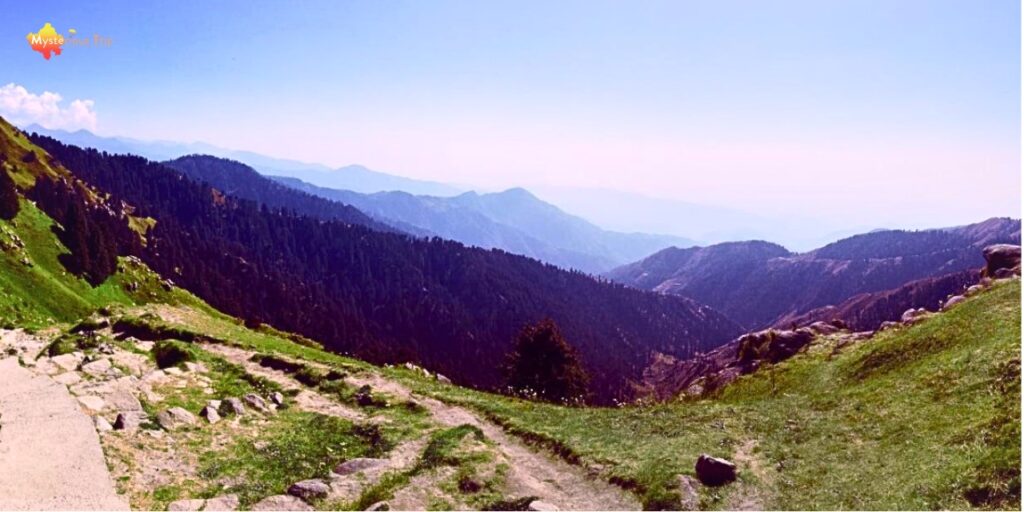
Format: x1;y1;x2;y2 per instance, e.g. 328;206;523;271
607;221;1021;329
21;124;742;401
274;176;692;273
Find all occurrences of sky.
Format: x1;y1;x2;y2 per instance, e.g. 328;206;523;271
1;0;1020;232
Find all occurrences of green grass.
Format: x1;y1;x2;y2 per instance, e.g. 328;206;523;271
197;410;389;507
378;280;1022;510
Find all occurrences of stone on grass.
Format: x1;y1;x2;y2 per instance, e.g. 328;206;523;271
167;498;206;511
251;494;313;511
287;479;330;501
156;407;197;430
334;457;386;476
676;474;700;510
695;454;736;486
365;502;390;511
104;389;143;412
200;405;221;424
243;393;270;412
219;397;246;416
943;295;966;310
203;494;240;511
270;392;285;406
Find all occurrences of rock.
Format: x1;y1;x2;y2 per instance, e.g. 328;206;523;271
207;399;223;410
983;244;1021;277
93;416;113;432
528;500;559;511
243;393;270;412
806;321;839;335
942;295;966;310
878;321;900;331
167;498;206;511
900;308;928;324
156;407;197;430
436;374;452;384
203;494;240;511
113;412;143;432
200;405;221;424
103;389;143;412
676;474;700;510
53;372;82;386
287;479;330;501
219;397;246;416
965;284;984;296
365;502;390;512
270;392;285;406
354;385;374;407
81;358;114;378
51;353;83;372
251;495;314;511
334;457;387;475
77;395;105;413
695;454;736;486
164;367;184;376
994;268;1017;279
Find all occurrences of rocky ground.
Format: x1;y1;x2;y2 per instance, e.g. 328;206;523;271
0;310;639;511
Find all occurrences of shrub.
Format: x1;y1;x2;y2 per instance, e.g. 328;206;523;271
503;318;590;405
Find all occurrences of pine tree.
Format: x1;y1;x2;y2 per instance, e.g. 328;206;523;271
0;169;19;220
504;318;590;405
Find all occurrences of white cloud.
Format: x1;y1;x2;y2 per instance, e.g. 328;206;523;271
0;83;97;131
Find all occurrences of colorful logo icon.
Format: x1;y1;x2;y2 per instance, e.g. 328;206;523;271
26;22;65;60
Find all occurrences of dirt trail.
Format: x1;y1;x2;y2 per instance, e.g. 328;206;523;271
726;439;771;511
0;356;129;510
212;344;640;510
348;371;641;510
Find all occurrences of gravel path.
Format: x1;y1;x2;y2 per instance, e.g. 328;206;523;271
0;357;129;510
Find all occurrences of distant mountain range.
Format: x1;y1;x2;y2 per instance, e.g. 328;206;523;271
606;217;1022;330
272;175;693;273
22;125;461;196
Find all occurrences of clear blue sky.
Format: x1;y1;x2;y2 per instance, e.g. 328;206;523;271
2;0;1020;227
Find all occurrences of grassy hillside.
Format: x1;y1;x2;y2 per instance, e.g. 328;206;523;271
114;276;1021;510
387;279;1021;510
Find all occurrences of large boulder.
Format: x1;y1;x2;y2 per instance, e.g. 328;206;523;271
983;244;1021;277
695;454;736;486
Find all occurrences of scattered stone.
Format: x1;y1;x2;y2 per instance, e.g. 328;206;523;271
53;372;82;386
207;399;223;410
219;397;246;416
113;412;142;432
287;479;330;501
436;374;451;384
183;361;201;372
243;393;270;412
878;321;900;331
270;392;285;406
365;502;390;511
251;495;314;511
76;395;105;413
334;457;387;475
806;321;839;335
942;295;966;310
203;494;240;511
164;367;184;376
156;407;197;430
93;416;113;432
965;284;985;296
695;454;736;486
167;498;206;511
80;358;113;378
900;308;929;324
528;500;559;511
676;474;700;510
200;405;221;424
